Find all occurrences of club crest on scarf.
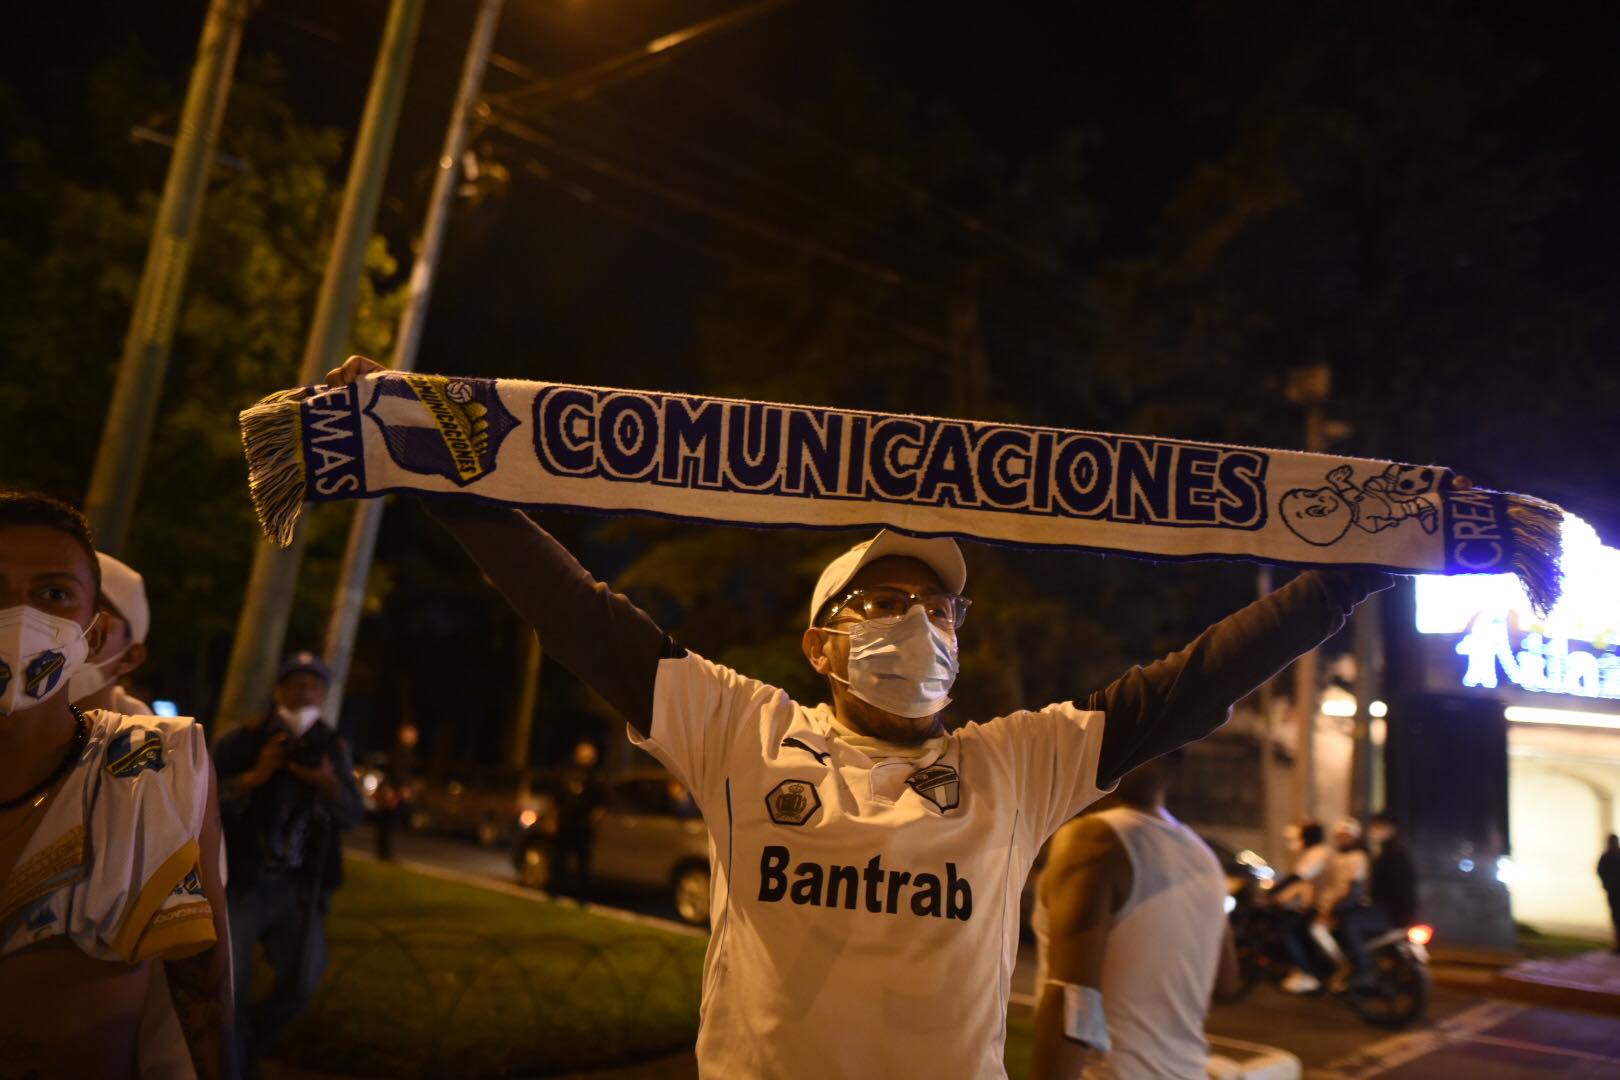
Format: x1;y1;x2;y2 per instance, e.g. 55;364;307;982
364;374;518;487
907;763;961;813
106;728;165;778
766;779;822;826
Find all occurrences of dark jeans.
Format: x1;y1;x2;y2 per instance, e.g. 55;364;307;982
1335;905;1393;976
228;871;329;1066
1608;896;1620;948
1279;909;1318;973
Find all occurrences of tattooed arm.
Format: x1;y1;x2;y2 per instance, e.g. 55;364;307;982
163;765;235;1080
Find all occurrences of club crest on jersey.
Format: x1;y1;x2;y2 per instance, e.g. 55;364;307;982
364;374;517;486
172;868;205;897
24;898;57;933
765;779;821;827
907;764;961;813
106;728;165;779
24;650;67;701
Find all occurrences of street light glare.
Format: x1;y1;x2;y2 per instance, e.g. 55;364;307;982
1504;705;1620;730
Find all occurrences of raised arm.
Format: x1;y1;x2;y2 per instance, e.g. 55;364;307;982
426;502;679;735
1033;815;1131;1080
323;356;679;737
1089;568;1393;788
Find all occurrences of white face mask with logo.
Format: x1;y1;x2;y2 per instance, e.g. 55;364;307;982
0;606;97;716
277;704;324;736
824;604;959;719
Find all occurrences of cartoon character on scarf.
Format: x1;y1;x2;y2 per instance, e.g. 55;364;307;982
1281;465;1441;546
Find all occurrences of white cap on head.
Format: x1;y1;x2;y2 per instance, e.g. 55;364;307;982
96;552;150;645
808;529;966;627
1334;815;1363;841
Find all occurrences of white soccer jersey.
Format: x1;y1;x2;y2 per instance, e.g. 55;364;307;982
1;710;216;964
629;651;1109;1079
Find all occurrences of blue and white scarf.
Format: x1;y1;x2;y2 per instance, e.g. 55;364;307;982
240;373;1566;612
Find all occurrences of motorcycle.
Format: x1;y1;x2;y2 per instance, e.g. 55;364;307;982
1225;886;1432;1028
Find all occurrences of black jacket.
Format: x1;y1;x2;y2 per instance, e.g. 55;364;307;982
1370;836;1419;926
215;714;365;894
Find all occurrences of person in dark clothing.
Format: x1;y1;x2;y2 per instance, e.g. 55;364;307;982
1598;834;1620;953
1368;812;1419;927
213;652;365;1072
1335;811;1421;985
374;721;418;861
551;739;606;900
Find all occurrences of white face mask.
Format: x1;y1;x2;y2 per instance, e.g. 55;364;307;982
824;604;959;719
277;704;323;736
68;646;129;704
0;606;97;716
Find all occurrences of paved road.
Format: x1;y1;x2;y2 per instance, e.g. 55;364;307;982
345;827;1620;1077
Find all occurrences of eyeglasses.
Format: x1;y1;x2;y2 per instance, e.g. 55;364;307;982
823;586;972;630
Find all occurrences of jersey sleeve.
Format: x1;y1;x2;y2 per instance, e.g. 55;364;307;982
75;716;217;963
970;703;1111;843
627;651;789;810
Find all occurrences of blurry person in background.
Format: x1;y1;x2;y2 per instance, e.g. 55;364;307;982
0;490;231;1077
552;738;606;901
1367;813;1417;926
1599;835;1620;953
70;551;153;715
375;720;419;861
1275;821;1329;993
1317;817;1371;991
1348;811;1419;958
1032;754;1253;1080
214;652;364;1074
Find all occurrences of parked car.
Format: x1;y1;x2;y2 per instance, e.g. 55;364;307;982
413;766;555;848
515;769;712;925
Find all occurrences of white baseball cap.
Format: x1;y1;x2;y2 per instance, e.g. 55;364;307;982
808;530;967;627
96;552;150;645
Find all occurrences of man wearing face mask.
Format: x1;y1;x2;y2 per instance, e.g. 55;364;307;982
0;490;232;1078
71;551;154;715
322;355;1394;1079
213;651;364;1072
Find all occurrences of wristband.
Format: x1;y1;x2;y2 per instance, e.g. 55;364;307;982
1047;980;1110;1052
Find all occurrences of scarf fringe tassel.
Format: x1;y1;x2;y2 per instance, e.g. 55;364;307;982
1502;492;1565;618
238;389;310;548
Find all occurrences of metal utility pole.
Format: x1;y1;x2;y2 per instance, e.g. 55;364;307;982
1286;363;1332;824
320;0;506;728
1351;592;1384;817
508;632;542;771
214;0;425;738
85;0;253;555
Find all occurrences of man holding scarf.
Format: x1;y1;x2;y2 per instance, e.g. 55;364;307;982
325;357;1393;1077
327;356;1394;1073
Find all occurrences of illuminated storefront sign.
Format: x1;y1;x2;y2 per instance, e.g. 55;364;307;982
1414;516;1620;703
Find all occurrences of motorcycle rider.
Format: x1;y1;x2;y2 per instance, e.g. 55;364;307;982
1313;817;1370;992
1335;811;1419;984
1275;822;1329;993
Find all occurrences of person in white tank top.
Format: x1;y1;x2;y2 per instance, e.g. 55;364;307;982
1032;755;1247;1080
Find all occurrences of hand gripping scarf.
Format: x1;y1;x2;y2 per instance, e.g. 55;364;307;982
239;373;1567;613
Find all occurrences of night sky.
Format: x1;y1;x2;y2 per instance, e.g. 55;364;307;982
4;1;1617;748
